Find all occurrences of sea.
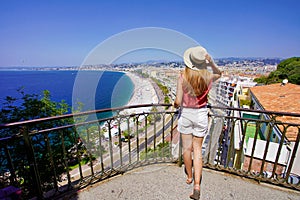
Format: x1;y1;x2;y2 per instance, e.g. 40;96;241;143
0;70;134;119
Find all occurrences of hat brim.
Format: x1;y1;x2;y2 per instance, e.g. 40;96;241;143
183;47;208;70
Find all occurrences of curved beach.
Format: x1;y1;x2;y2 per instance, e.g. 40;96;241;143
124;72;158;113
105;72;159;135
100;72;159;137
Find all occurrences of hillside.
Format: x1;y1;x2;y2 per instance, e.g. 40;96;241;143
254;57;300;85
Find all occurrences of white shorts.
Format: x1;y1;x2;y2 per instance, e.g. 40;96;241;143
177;107;208;137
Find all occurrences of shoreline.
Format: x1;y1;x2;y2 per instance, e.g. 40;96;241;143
123;72;158;113
107;72;159;134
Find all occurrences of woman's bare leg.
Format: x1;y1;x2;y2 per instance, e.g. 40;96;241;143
181;134;193;183
192;136;204;189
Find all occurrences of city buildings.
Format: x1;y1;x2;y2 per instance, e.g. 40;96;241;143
216;77;300;181
215;75;257;108
249;83;300;178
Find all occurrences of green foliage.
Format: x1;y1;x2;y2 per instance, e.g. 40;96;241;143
0;89;83;197
140;142;171;160
253;75;268;85
0;89;70;126
254;57;300;85
164;96;170;104
151;77;169;95
146;107;162;125
122;130;132;139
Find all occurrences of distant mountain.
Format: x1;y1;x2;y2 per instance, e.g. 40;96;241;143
214;57;282;65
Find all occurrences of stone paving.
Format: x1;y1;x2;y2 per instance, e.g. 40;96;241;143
65;163;300;200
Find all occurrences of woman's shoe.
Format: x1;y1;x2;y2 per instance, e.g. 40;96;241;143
189;185;200;200
189;189;200;200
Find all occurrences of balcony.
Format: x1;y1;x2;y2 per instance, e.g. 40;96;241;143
0;104;300;199
68;164;300;200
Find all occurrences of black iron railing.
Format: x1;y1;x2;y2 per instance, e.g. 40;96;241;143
204;106;300;191
0;104;299;199
0;104;176;199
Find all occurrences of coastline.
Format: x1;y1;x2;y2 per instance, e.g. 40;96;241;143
102;72;159;138
123;72;158;113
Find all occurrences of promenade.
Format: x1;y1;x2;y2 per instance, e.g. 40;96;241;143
66;163;300;200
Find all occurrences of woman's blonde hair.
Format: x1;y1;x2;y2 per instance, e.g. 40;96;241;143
182;67;211;96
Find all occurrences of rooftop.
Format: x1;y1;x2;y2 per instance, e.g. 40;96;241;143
250;83;300;141
65;164;300;200
250;83;300;114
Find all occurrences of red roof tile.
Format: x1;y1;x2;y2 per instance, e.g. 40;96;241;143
250;83;300;142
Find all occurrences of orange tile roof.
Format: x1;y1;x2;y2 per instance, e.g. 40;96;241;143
250;83;300;142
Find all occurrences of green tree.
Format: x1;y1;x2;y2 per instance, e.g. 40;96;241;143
146;107;162;125
253;75;268;84
140;141;171;160
0;89;70;126
255;57;300;85
0;89;79;197
164;96;171;104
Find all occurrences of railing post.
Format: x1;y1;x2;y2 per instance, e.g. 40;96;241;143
108;120;114;170
117;118;123;167
3;144;17;186
162;113;165;158
44;134;58;191
135;115;140;161
97;124;105;173
153;113;157;152
234;120;247;169
74;129;83;180
60;130;71;186
260;119;274;176
271;125;287;178
170;113;174;161
127;117;132;164
144;115;148;160
284;128;300;183
86;127;94;176
247;122;260;172
178;133;183;167
226;123;235;167
21;126;43;199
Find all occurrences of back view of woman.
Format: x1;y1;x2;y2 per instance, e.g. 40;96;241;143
174;46;221;199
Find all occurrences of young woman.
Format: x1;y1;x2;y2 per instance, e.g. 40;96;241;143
174;46;221;200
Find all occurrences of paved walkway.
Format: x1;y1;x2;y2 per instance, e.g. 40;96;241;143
65;164;300;200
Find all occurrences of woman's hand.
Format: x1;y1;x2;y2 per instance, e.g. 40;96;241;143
206;53;222;80
205;54;212;63
173;101;179;109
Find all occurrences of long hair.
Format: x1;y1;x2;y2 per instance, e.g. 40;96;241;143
182;67;211;96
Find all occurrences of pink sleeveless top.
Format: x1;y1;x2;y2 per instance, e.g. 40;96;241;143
180;74;212;108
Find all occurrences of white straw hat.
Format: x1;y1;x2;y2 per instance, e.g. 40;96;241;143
183;46;208;70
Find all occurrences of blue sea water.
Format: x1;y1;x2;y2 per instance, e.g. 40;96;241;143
0;70;134;118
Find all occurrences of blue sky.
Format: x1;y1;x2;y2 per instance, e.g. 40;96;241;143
0;0;299;67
